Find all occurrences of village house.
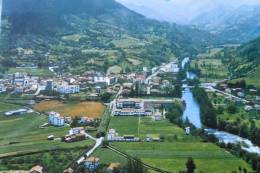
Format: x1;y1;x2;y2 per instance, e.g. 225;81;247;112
83;157;100;171
63;168;73;173
106;163;120;173
69;127;85;135
64;133;86;143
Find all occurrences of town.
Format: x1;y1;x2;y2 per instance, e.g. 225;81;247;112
0;55;259;172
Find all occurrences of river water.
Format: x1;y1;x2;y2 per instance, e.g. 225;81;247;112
181;59;260;155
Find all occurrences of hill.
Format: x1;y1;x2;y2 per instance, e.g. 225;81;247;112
0;0;219;74
192;4;260;42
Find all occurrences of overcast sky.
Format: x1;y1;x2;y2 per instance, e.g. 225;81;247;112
116;0;260;24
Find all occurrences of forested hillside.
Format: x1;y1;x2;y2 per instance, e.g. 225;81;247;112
0;0;219;74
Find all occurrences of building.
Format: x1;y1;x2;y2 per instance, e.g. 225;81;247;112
30;165;43;173
63;168;73;173
185;127;191;135
56;85;80;94
64;133;86;143
113;109;150;116
84;157;100;171
244;105;253;111
106;163;120;173
0;85;6;93
107;129;140;142
5;109;28;116
116;99;143;109
48;112;65;126
69;127;85;135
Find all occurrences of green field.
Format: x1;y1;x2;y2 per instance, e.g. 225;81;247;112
93;147;127;165
0;102;93;158
190;58;229;82
230;67;260;88
8;68;53;77
108;117;252;173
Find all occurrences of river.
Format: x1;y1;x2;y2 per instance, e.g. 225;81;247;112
182;85;202;128
181;58;260;155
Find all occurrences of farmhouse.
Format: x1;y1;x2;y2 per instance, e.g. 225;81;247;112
48;112;65;126
64;133;86;143
5;109;28;116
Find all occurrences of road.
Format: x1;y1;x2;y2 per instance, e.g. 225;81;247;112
144;62;173;85
77;134;104;164
201;83;250;104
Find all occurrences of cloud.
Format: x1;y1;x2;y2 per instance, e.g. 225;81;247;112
116;0;260;24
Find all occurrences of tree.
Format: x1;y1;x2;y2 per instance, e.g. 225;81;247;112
186;157;196;173
227;104;237;114
101;92;112;102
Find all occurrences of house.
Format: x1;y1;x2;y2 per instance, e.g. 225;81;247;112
30;165;43;173
185;127;191;135
84;157;100;171
69;127;85;135
244;105;253;111
64;133;86;143
63;168;73;173
237;92;245;98
48;112;65;126
106;163;120;173
5;109;28;116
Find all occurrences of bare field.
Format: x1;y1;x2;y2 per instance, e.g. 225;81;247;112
34;100;106;118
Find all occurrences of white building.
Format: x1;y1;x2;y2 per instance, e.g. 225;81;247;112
0;85;6;93
69;127;85;135
56;85;80;94
48;112;65;126
93;76;109;85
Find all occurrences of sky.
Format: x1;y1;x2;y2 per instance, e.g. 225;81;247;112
116;0;260;24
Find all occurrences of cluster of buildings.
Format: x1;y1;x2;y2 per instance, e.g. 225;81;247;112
0;72;39;94
112;98;176;117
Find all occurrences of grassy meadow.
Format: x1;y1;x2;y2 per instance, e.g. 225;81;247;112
190;58;229;82
108;117;252;173
0;102;93;158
